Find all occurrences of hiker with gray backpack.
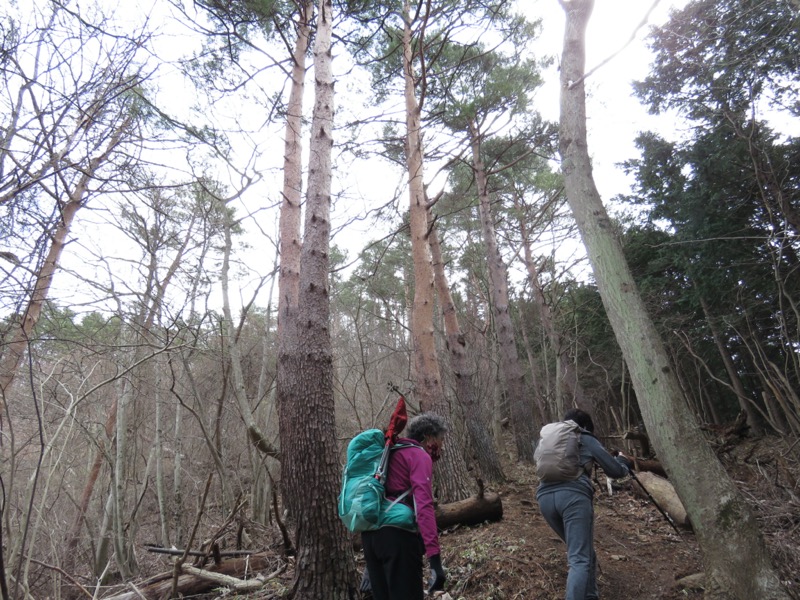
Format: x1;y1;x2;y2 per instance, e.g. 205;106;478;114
534;408;632;600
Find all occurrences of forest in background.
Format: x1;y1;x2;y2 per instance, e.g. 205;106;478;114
0;0;798;598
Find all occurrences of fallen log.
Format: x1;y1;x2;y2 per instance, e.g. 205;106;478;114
631;457;667;478
631;471;691;529
98;553;281;600
434;480;503;529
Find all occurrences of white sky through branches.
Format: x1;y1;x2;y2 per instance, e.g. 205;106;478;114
18;0;693;320
524;0;691;205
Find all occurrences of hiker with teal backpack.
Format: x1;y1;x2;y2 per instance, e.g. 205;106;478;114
534;408;632;600
360;412;448;600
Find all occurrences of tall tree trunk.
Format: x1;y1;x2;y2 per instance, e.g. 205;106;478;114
275;0;312;519
429;215;505;483
515;199;591;415
277;0;313;326
403;6;444;413
402;0;472;502
557;2;790;598
277;0;357;596
274;1;311;547
0;117;130;409
469;125;536;461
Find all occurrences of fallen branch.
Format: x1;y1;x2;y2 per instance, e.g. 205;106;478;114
144;545;253;559
181;562;284;592
99;554;280;600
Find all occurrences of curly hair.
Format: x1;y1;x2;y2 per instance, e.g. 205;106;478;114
405;413;448;442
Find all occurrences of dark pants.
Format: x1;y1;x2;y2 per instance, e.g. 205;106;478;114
362;527;424;600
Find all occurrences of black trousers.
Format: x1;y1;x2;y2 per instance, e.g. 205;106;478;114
362;527;424;600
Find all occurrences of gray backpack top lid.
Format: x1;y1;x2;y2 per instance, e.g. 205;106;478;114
534;419;585;482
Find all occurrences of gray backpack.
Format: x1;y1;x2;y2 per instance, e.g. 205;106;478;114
534;420;587;482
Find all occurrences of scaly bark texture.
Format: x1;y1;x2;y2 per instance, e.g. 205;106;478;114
429;215;505;483
277;0;313;324
402;0;472;503
277;0;358;596
275;2;312;465
557;1;789;598
470;123;536;462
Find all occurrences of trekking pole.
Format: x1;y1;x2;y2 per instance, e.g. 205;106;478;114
628;470;684;539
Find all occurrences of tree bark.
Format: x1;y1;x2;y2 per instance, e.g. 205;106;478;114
274;0;311;522
402;0;472;503
402;2;444;414
558;1;790;598
470;124;536;462
429;216;505;483
277;0;312;326
276;0;358;596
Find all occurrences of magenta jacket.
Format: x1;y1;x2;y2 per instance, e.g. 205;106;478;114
384;437;440;557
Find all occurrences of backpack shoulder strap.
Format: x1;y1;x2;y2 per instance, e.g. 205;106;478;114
575;429;597;475
390;442;423;451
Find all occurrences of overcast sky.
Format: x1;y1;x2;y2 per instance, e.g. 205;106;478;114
48;0;694;313
523;0;690;204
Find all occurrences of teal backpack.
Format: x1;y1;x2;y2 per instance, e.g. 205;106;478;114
338;429;419;533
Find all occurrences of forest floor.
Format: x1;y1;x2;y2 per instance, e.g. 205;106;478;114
113;433;799;600
429;460;704;600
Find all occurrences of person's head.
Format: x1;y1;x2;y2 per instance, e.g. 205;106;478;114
563;408;594;433
406;413;448;461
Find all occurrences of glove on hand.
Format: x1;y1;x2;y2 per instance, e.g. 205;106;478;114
427;553;446;594
615;454;634;474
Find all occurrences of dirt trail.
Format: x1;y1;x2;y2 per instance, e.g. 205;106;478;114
435;463;704;599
